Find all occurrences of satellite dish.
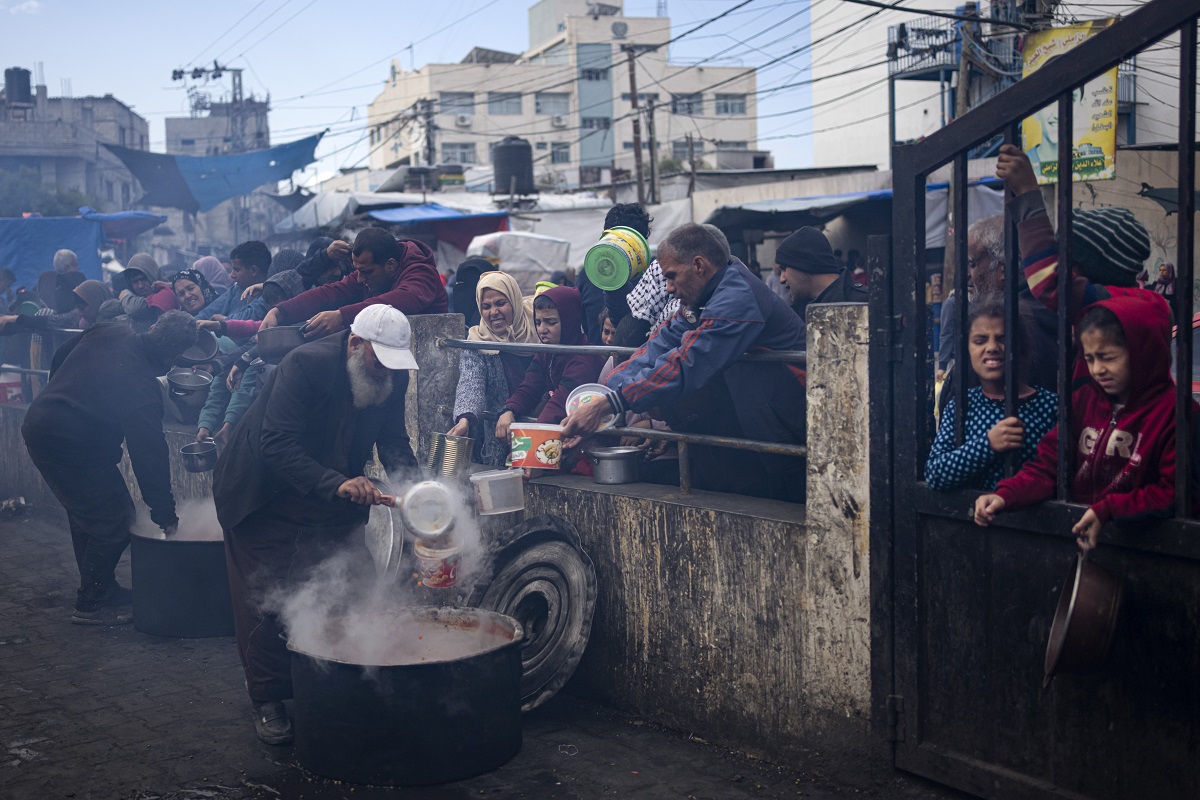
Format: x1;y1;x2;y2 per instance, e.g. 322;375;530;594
612;21;628;39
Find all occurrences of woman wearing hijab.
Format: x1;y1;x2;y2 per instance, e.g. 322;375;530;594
0;279;111;334
192;255;232;292
447;271;539;466
172;269;219;315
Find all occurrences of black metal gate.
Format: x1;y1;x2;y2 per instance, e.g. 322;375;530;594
869;3;1200;798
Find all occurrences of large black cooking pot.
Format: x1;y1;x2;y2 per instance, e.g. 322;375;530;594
289;606;523;786
130;532;235;638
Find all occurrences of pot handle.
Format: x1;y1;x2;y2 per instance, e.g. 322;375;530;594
170;387;189;397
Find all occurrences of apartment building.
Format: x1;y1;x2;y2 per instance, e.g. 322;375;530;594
367;0;765;189
0;68;148;211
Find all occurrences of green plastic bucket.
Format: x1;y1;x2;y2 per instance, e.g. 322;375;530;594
583;226;650;291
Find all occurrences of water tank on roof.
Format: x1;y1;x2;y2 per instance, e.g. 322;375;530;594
492;136;535;196
4;68;33;105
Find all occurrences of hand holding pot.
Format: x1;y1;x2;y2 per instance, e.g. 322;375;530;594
1073;508;1103;551
495;410;515;442
305;311;345;338
448;417;471;438
227;363;243;391
562;397;611;449
195;427;212;443
337;476;383;506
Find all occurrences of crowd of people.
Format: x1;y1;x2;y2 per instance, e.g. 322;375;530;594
14;144;1187;743
920;145;1197;553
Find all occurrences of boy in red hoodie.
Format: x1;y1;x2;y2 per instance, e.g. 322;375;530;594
975;145;1198;549
496;285;604;435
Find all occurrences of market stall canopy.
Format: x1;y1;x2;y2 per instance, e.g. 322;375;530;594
0;217;104;288
704;178;1004;249
104;134;323;213
466;231;571;294
368;203;510;251
79;207;167;240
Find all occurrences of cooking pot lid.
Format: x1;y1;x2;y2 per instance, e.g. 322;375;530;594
589;445;642;459
363;478;403;579
468;515;596;711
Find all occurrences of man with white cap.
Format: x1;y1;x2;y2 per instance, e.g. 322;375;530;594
213;303;419;745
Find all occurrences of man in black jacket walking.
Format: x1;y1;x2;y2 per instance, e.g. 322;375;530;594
213;303;418;745
22;311;198;625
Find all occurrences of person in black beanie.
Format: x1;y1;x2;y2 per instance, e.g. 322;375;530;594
774;227;867;322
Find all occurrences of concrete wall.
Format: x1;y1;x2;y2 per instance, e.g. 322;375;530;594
0;307;878;778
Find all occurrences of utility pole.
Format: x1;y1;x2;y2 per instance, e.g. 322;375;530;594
624;46;647;207
645;98;658;205
687;134;696;197
944;2;978;291
422;99;437;167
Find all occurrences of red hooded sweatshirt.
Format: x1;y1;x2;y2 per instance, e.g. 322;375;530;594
272;238;447;326
504;285;604;424
995;291;1196;525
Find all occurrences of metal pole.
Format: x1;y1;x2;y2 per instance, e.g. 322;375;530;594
687;133;697;197
677;440;691;495
625;47;647;207
646;98;658;205
1175;19;1196;517
1055;91;1075;502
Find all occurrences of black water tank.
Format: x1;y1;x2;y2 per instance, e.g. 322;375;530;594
492;136;535;195
4;67;32;105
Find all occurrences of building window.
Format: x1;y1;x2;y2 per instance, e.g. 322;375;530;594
717;140;749;149
440;91;474;115
671;93;702;115
551;143;570;164
181;138;196;146
119;127;126;146
488;92;522;115
580;68;609;81
622;141;651;150
581;116;611;130
714;94;747;115
442;142;477;164
121;183;131;205
536;142;548;150
535;92;570;115
621;92;660;104
671;139;705;161
105;181;114;201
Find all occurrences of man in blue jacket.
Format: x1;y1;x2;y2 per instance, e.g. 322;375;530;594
564;223;807;502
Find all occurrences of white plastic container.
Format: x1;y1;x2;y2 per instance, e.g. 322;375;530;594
469;469;525;515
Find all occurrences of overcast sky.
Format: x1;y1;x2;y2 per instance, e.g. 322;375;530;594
4;0;822;183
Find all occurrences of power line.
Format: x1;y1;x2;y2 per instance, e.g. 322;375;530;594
839;0;1031;31
231;0;324;61
212;0;299;63
185;0;271;67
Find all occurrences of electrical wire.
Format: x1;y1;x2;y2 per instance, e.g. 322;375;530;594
184;0;271;67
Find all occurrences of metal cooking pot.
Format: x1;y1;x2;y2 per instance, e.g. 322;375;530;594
256;324;308;364
289;606;524;786
589;445;642;485
130;531;234;638
177;328;219;366
1043;551;1123;688
166;367;214;399
179;438;218;473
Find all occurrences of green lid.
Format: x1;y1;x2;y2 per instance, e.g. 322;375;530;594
17;301;41;316
584;242;632;291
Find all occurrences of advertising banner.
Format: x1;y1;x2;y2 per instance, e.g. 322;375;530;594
1021;20;1117;184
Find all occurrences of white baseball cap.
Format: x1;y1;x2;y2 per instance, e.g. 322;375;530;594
349;304;419;370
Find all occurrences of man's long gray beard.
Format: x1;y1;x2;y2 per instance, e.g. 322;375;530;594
347;346;394;408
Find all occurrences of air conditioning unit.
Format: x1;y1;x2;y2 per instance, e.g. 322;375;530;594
455;114;473;128
551;114;568;128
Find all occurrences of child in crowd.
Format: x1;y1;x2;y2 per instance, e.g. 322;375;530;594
599;307;617;347
925;298;1058;492
974;290;1194;549
496;285;604;436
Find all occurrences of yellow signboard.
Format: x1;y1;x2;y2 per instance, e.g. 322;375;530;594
1021;20;1118;184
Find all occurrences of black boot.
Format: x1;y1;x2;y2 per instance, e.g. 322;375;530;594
73;582;133;626
252;701;293;745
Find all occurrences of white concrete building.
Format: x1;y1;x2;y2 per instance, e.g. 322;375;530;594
367;0;765;189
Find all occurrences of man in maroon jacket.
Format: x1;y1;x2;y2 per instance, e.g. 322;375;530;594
258;227;447;336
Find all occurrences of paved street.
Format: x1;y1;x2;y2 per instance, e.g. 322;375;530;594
0;512;962;800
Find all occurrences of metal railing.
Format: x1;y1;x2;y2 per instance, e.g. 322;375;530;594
438;337;807;496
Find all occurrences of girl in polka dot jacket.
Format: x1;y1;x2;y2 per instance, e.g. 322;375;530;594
925;297;1058;492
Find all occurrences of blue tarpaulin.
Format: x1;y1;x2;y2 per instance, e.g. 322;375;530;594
0;217;105;290
105;134;323;213
367;203;508;224
79;207;168;240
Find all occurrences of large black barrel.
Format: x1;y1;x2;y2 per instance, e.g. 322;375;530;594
130;533;235;638
290;607;523;786
4;68;32;105
492;136;535;195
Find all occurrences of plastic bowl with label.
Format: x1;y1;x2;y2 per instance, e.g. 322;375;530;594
564;383;618;431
